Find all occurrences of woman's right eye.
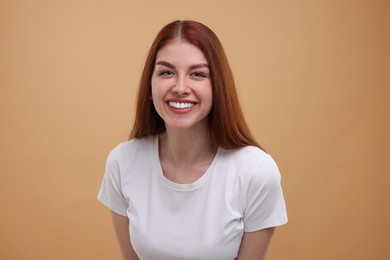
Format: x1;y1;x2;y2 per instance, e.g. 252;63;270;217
159;70;174;76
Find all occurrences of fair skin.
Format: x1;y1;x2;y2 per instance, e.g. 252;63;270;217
111;211;139;260
152;40;216;184
111;39;275;259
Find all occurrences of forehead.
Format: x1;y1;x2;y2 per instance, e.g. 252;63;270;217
155;40;208;65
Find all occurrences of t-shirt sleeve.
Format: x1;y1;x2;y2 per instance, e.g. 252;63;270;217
97;144;128;216
243;154;288;232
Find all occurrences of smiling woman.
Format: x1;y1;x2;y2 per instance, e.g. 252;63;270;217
151;40;213;131
97;20;287;260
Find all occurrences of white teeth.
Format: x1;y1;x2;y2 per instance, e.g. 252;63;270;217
168;101;195;109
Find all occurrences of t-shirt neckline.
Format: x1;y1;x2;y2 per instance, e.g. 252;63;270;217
152;135;220;191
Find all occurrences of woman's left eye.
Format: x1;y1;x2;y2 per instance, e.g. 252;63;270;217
191;71;207;78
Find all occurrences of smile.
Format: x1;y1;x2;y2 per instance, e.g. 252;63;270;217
168;101;195;109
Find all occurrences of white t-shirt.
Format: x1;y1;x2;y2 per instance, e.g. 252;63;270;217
98;135;287;260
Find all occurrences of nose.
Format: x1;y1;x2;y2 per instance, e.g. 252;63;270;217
172;76;189;96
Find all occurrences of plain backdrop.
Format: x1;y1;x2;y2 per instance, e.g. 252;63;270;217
0;0;389;259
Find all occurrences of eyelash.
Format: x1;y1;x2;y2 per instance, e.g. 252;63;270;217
157;70;207;78
159;70;174;76
191;71;207;78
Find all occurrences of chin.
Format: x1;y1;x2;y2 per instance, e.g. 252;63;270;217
167;124;195;131
166;120;209;132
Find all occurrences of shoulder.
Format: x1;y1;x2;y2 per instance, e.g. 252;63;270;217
229;146;268;161
219;146;281;183
220;146;272;170
108;136;155;159
107;136;155;165
104;136;156;185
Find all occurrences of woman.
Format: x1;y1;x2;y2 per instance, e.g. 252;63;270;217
98;20;287;260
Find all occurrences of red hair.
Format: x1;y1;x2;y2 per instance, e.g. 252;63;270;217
130;20;261;150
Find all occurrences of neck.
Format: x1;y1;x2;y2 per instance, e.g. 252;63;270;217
159;126;217;169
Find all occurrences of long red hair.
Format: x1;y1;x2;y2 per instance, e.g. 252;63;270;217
130;20;261;150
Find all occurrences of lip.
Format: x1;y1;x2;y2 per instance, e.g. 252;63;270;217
165;99;198;114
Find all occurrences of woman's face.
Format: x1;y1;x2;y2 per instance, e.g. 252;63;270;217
151;39;213;132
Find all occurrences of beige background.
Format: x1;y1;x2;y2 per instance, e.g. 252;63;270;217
0;0;388;259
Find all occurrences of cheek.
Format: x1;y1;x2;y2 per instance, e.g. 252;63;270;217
150;83;165;114
150;80;159;99
205;84;213;103
150;85;156;99
151;87;159;107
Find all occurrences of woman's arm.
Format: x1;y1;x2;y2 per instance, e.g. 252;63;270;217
111;211;139;260
236;227;275;260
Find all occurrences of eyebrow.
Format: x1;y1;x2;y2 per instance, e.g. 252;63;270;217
155;60;209;70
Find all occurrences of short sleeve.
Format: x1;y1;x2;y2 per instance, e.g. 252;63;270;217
97;144;128;216
243;154;288;232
